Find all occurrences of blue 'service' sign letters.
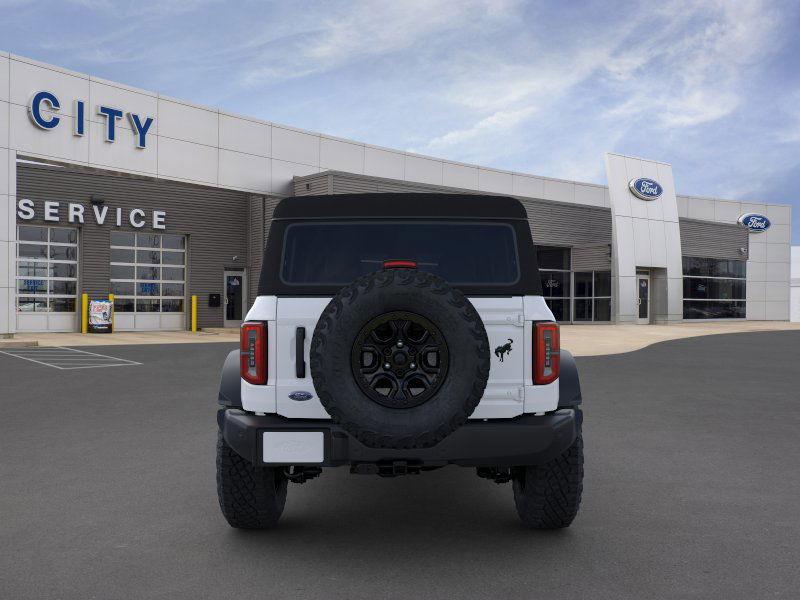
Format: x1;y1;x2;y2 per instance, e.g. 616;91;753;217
29;90;154;149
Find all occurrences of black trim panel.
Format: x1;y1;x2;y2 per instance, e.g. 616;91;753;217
273;193;529;220
558;350;582;408
217;350;242;408
295;326;306;378
218;408;580;468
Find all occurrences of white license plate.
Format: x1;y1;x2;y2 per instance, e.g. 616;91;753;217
262;431;324;464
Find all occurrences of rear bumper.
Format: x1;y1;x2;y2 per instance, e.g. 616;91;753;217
218;408;581;468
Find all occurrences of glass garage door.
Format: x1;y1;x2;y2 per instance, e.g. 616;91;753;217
110;232;186;330
15;225;79;332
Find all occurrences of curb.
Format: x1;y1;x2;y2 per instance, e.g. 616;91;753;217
0;340;39;349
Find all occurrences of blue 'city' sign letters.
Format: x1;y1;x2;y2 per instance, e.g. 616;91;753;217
737;213;771;233
28;90;154;149
628;178;663;201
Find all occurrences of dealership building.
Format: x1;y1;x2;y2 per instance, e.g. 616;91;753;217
0;52;794;334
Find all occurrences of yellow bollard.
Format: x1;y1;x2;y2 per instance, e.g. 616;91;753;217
108;293;115;332
81;293;88;334
191;295;198;332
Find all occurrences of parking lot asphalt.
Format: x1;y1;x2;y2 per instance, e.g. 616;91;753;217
1;331;799;600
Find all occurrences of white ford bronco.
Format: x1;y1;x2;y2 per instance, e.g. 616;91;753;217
216;193;584;529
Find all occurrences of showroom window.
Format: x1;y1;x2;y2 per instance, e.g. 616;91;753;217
110;233;186;313
537;246;612;322
16;225;78;312
573;271;612;322
682;257;746;319
537;246;571;321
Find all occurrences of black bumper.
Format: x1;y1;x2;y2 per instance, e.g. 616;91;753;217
218;408;581;468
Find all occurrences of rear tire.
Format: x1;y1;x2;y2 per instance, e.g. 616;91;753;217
216;432;288;529
512;433;583;529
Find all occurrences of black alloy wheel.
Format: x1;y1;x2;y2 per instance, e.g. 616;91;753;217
351;311;449;409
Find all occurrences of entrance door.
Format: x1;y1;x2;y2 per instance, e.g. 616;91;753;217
223;271;246;328
637;275;650;324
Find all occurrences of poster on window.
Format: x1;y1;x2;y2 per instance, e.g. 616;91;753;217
89;300;113;333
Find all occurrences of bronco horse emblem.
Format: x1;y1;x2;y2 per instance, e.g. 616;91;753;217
494;338;513;362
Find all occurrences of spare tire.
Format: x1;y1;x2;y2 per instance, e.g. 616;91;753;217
310;268;490;449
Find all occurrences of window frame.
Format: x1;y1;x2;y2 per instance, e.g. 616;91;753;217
110;233;186;314
15;225;79;313
572;270;612;322
682;256;747;320
536;246;612;323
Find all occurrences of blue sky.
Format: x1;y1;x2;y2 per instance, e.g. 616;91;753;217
2;0;799;241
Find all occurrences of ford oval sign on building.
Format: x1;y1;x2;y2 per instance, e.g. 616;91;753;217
737;213;771;233
628;178;663;201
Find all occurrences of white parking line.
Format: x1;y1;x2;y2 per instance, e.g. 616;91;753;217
0;346;141;370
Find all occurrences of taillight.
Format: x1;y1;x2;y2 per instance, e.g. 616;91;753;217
240;321;267;385
533;322;560;385
382;259;418;269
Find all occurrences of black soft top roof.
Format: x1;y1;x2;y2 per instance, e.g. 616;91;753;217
272;193;528;220
260;192;541;296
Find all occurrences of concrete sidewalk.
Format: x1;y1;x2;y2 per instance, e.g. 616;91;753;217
2;321;798;354
561;321;800;356
2;329;239;348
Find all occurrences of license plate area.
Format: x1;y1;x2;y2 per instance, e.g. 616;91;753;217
262;431;324;464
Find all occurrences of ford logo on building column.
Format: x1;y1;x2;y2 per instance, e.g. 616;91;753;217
628;178;663;200
737;213;771;232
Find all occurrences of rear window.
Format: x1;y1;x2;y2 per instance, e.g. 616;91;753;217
280;221;520;286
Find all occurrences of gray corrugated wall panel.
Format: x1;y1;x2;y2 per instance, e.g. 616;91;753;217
572;245;612;270
17;163;249;329
294;174;331;196
679;218;749;260
292;171;613;250
519;198;611;247
334;178;380;194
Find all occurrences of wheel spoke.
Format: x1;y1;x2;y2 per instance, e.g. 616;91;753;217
352;311;449;409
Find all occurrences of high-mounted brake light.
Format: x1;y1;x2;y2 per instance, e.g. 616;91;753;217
240;321;267;385
382;259;418;269
533;322;560;385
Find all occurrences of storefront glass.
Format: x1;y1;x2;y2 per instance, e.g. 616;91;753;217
573;271;612;321
537;246;611;322
538;247;571;321
682;257;746;319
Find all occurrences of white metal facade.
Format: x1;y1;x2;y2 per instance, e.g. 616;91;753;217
0;51;793;334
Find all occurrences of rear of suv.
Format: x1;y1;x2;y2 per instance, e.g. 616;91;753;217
216;193;584;529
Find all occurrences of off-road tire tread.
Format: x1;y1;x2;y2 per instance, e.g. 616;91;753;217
512;433;584;529
310;269;490;449
216;432;288;529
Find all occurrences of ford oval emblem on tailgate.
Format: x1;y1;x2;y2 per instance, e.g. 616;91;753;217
289;391;313;402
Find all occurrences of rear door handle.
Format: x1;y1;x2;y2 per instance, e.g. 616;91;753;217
295;326;306;378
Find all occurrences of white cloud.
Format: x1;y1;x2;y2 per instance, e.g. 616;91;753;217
409;0;786;182
239;0;518;87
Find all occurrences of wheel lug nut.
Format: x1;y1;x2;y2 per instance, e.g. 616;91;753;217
384;363;391;369
396;341;403;348
410;363;416;369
